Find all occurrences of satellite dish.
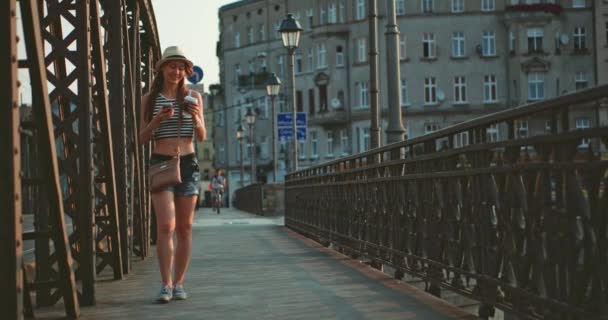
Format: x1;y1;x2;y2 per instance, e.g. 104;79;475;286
437;90;445;102
560;34;569;45
331;98;342;109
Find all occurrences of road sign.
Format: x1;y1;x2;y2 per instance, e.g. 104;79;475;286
278;127;307;142
277;112;307;127
187;65;204;84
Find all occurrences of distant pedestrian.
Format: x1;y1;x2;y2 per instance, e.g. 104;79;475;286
139;46;206;303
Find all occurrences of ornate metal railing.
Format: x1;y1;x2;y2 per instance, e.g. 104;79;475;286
1;0;160;318
285;85;608;320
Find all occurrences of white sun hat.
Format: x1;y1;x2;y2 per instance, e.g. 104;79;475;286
155;46;193;72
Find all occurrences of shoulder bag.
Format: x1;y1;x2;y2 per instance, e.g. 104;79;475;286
148;98;183;193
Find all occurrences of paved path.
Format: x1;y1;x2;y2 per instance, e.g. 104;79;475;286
33;208;476;320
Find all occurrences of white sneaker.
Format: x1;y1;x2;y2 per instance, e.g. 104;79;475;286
157;285;173;303
173;285;188;300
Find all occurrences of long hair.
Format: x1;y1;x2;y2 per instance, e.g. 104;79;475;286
144;63;193;122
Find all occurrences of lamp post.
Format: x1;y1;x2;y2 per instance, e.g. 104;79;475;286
236;125;245;187
245;108;257;185
266;73;281;183
279;13;302;172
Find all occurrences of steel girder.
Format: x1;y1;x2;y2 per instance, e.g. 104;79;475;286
1;0;160;315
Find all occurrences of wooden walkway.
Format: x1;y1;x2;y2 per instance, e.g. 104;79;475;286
33;208;477;320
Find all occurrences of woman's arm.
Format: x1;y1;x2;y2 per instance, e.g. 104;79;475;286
192;91;206;142
139;95;165;144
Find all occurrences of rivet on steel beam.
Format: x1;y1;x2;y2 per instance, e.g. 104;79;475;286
13;101;18;109
17;80;21;87
14;147;19;155
16;36;19;43
15;193;19;201
16;240;21;247
11;10;16;17
16;287;22;294
12;55;17;63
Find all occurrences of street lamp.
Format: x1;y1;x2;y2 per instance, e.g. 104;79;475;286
279;13;302;172
245;108;257;185
266;73;281;183
236;125;245;187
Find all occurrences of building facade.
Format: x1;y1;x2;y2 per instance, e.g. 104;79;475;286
216;0;598;185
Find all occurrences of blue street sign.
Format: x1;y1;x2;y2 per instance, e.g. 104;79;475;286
277;112;307;127
187;65;204;84
278;127;307;142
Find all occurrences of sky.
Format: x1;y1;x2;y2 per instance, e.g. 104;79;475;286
152;0;237;91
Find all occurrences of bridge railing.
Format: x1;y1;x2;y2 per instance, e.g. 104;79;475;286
285;85;608;320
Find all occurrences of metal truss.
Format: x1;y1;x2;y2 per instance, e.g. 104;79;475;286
1;0;159;317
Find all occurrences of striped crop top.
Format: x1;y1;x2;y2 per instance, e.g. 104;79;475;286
151;94;194;140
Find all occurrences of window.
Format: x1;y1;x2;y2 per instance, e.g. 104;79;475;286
262;97;269;118
319;84;328;112
299;142;306;159
605;22;608;44
527;72;545;101
574;27;586;51
509;31;516;53
307;48;313;72
311;131;319;156
356;0;366;20
452;0;464;12
234;63;241;81
484;75;498;102
328;3;337;23
234;31;240;48
482;31;496;56
274;21;281;39
423;33;436;58
454;76;467;103
277;55;285;78
306;9;314;30
487;124;499;142
247;26;254;44
396;0;406;15
576;117;590;147
357;38;367;62
339;0;345;23
400;79;410;105
516;120;528;138
320;6;326;25
258;24;265;41
454;131;469;148
361;128;370;152
317;44;327;69
422;0;433;13
260;136;269;159
341;129;349;155
296;91;303;112
575;72;588;90
481;0;495;11
295;54;303;74
400;35;407;60
424;77;437;105
527;28;543;53
216;111;224;127
326;131;334;157
425;123;440;135
572;0;585;8
336;46;344;67
359;81;369;108
452;32;465;57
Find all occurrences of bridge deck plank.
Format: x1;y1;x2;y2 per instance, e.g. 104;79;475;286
32;208;476;320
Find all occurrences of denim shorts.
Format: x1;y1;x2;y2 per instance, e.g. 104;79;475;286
149;153;200;196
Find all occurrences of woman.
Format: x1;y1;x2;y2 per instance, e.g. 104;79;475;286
139;46;206;303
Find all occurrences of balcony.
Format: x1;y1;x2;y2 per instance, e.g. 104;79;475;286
237;71;271;89
506;3;563;15
308;109;349;127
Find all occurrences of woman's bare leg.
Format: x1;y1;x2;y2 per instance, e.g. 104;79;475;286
152;191;176;287
173;195;197;286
